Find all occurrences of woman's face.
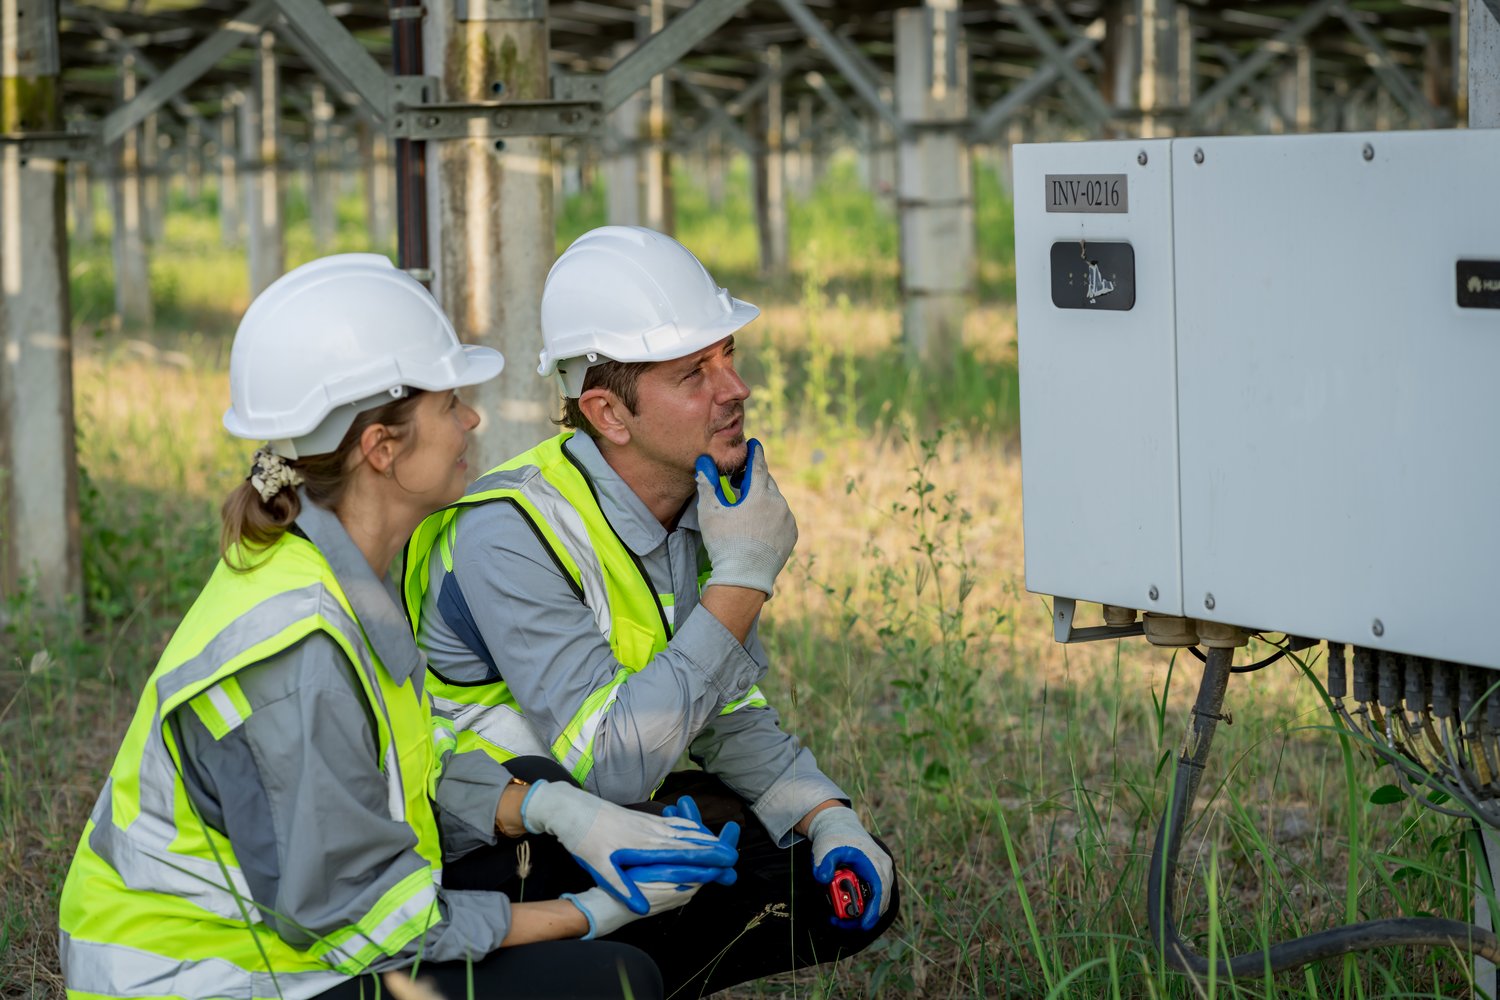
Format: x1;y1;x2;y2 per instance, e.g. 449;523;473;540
392;389;480;509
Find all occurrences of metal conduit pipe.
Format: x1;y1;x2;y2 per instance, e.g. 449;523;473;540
1148;646;1500;978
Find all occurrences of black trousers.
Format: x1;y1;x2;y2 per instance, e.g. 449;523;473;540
314;940;662;1000
443;758;901;999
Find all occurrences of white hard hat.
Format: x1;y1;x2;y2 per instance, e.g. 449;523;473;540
223;254;503;458
538;226;759;397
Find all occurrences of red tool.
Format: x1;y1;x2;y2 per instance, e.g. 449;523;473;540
828;868;869;921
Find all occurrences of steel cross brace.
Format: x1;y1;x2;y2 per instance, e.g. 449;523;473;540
970;20;1104;141
1332;0;1447;127
996;0;1113;128
1187;0;1337;125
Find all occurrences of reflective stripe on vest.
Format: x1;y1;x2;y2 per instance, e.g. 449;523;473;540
405;432;767;781
60;533;446;999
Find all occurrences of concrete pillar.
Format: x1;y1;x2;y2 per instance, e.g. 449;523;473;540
0;0;82;614
1472;0;1500;126
605;40;642;226
111;55;153;326
1103;0;1139;118
68;161;93;242
360;121;395;252
243;31;283;297
309;83;335;249
142;113;163;242
863;111;897;199
424;0;556;470
219;91;242;246
642;0;673;234
1139;0;1178;137
895;2;973;365
755;45;788;277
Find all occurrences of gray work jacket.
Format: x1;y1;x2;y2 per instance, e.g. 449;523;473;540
418;433;847;845
175;499;515;967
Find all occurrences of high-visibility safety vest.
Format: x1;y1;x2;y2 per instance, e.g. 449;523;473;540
403;432;767;783
59;532;453;1000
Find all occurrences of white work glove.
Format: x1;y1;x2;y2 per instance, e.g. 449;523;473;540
809;806;894;932
694;438;798;596
522;782;738;915
563;865;713;940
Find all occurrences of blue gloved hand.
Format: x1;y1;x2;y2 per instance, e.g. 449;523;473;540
522;782;737;915
659;795;740;887
809;806;894;932
693;439;798;596
563;865;716;940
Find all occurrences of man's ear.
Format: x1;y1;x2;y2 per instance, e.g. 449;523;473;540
359;422;396;476
578;389;631;447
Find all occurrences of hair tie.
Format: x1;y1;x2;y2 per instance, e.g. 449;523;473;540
249;446;304;502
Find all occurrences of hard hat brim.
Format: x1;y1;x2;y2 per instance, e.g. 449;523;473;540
537;296;760;379
223;344;505;441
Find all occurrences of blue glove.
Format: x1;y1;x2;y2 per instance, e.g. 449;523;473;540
522;782;737;914
809;806;893;932
693;439;798;596
658;796;740;887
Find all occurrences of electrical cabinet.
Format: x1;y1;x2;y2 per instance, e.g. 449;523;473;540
1014;129;1500;669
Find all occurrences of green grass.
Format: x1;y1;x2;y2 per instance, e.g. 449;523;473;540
0;153;1489;999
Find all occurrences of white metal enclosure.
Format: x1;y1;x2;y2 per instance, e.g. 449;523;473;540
1015;128;1500;669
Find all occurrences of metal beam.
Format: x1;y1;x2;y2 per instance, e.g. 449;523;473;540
673;69;758;153
269;0;392;119
997;0;1112;126
804;70;864;145
88;13;203;124
726;45;816;116
1187;0;1337;123
272;14;383;125
600;0;754;112
774;0;900;131
971;21;1104;140
100;0;276;145
1334;1;1444;126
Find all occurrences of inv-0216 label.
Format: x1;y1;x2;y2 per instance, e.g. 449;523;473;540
1045;174;1128;214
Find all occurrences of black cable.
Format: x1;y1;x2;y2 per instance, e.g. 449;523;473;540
1148;646;1500;979
1185;642;1290;673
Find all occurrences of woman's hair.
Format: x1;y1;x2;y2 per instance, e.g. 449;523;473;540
220;389;427;568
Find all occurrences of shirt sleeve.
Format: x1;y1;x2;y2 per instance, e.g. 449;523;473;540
685;625;850;845
174;632;511;971
434;501;764;803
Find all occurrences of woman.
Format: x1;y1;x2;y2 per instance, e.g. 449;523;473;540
57;254;737;1000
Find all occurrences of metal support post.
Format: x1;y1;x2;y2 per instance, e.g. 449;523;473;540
0;0;82;614
68;160;93;242
184;118;203;204
243;30;283;296
359;120;394;251
142;113;164;242
605;39;643;226
309;82;335;248
756;45;788;277
643;0;673;234
219;91;242;246
111;54;153;326
424;0;556;470
896;1;972;365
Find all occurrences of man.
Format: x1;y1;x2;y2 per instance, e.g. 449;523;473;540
405;225;897;996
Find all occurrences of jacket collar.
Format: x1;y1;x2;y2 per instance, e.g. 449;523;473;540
563;433;699;555
294;494;424;684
